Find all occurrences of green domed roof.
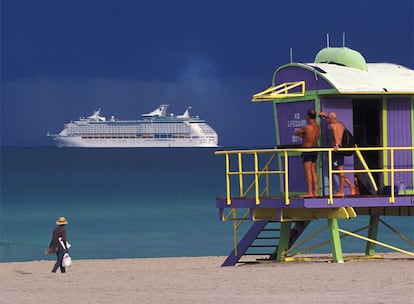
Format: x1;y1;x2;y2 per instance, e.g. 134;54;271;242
314;47;367;71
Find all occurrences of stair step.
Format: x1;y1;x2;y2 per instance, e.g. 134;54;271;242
223;220;311;266
255;236;280;240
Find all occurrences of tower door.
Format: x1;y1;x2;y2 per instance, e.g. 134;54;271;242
353;99;381;192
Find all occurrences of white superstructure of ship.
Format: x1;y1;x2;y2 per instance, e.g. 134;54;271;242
47;105;218;148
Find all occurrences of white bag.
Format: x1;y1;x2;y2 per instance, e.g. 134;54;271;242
62;253;72;267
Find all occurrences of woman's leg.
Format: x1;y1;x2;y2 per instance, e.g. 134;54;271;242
52;247;66;273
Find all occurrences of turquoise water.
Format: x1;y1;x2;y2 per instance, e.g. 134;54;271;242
1;148;413;262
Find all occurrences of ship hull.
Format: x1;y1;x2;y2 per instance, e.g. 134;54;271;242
51;136;218;148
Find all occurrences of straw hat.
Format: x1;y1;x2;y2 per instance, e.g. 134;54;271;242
56;216;68;225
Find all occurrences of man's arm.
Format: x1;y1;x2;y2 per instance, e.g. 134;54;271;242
295;127;306;137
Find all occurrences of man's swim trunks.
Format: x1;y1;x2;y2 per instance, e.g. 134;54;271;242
301;152;318;163
332;152;345;169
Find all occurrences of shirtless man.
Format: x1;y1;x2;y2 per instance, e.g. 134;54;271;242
320;111;356;197
295;110;320;197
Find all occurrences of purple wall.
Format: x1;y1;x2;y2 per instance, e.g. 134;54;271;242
274;66;332;91
386;98;413;189
276;100;316;146
320;99;354;145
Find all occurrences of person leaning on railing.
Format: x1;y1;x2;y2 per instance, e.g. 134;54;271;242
320;111;357;197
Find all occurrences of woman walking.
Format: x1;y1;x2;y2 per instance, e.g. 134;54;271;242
49;216;69;273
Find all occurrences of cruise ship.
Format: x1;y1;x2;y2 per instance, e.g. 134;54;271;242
47;105;218;148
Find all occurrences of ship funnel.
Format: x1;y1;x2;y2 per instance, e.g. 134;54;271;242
88;109;106;121
177;106;192;120
142;104;169;117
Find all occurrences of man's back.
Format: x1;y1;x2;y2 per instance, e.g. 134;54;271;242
301;121;320;147
330;121;345;146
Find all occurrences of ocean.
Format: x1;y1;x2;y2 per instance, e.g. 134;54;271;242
1;148;413;263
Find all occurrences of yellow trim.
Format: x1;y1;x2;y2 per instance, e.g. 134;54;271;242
251;81;305;102
382;98;389;185
355;146;378;192
252;207;356;221
225;154;231;205
238;152;243;197
284;151;290;205
338;229;414;257
327;150;333;204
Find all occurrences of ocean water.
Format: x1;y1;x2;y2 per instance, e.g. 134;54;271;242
1;148;413;263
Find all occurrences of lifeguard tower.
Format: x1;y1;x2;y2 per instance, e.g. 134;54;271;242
216;44;414;266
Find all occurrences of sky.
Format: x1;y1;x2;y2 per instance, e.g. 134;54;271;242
1;0;413;147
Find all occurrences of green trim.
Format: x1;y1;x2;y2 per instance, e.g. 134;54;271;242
327;218;344;263
365;215;380;255
272;63;339;93
276;222;292;261
272;89;334;104
273;102;284;195
308;89;339;96
272;96;312;104
273;102;279;145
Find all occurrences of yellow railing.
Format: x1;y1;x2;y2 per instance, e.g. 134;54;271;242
215;146;414;205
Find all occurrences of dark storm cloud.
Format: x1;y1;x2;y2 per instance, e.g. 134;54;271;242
1;0;413;147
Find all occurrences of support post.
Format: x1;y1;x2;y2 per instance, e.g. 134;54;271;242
327;218;344;263
365;215;380;255
276;222;292;261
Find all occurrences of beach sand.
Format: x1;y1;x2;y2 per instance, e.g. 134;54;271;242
1;253;413;304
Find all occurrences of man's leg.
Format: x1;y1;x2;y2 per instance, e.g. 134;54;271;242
333;153;346;197
311;162;318;196
337;166;345;195
335;170;356;196
302;162;314;197
344;176;356;195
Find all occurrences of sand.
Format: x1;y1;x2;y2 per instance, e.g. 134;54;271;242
1;253;413;304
